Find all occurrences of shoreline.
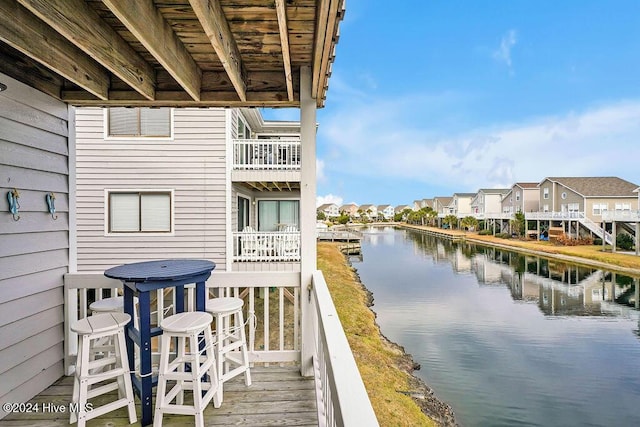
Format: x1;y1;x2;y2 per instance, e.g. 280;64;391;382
345;254;458;426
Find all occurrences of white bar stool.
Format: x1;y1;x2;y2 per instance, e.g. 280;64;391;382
154;311;220;427
70;312;137;427
89;296;140;370
206;297;251;403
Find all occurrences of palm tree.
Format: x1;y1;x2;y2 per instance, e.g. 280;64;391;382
443;214;458;229
460;216;479;232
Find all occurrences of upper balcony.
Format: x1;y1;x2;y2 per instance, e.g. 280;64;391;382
232;139;301;189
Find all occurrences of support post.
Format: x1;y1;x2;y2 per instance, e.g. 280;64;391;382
300;66;317;377
636;222;639;256
612;221;617;253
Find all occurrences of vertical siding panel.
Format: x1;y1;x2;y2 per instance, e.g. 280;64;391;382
0;73;66;418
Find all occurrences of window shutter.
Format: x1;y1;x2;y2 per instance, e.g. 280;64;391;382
110;193;140;231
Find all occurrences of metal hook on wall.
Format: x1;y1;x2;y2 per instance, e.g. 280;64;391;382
7;188;20;221
46;192;58;220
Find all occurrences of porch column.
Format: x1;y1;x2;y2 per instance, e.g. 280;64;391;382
636;222;639;256
300;66;317;377
612;221;617;253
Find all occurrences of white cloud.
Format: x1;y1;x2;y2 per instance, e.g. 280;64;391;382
317;194;344;207
493;29;517;68
319;97;640;193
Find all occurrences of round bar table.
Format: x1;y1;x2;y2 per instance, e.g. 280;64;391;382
104;259;215;426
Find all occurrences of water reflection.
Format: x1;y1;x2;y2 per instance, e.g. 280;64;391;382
355;226;640;427
402;229;640;318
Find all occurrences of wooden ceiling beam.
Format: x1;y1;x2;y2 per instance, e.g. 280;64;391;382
0;1;109;99
62;90;297;108
246;182;262;192
315;0;340;107
189;0;248;102
311;0;330;99
102;0;202;101
18;0;156;100
275;0;294;101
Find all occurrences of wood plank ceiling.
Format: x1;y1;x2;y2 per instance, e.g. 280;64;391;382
0;0;344;108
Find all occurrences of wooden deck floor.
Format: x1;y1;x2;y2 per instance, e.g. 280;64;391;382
1;366;318;426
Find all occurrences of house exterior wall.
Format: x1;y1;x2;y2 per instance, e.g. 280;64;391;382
484;194;504;214
74;107;228;272
454;195;473;216
522;188;540;212
585;197;638;222
0;73;68;418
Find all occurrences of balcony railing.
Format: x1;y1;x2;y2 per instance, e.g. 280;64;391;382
526;211;585;220
63;269;378;425
233;230;301;262
601;210;640;221
233;139;301;170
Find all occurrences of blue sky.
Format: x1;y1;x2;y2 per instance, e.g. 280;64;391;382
264;1;640;207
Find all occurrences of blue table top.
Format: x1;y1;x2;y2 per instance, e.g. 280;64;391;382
104;259;215;282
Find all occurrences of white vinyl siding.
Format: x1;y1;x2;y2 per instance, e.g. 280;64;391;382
0;73;67;418
107;107;172;138
75;107;227;271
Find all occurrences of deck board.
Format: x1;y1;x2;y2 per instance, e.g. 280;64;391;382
1;366;318;426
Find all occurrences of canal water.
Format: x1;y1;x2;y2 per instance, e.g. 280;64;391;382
353;226;640;427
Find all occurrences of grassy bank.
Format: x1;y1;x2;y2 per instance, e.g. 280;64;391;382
317;242;438;427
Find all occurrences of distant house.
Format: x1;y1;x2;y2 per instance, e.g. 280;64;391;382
432;196;453;217
340;203;359;218
412;198;432;210
317;203;339;218
359;204;378;219
377;204;395;220
395;204;411;215
538;177;639;222
451;193;476;217
501;182;539;214
470;188;510;215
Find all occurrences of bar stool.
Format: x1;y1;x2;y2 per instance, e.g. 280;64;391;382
89;296;140;370
70;312;137;427
206;297;251;402
154;311;220;427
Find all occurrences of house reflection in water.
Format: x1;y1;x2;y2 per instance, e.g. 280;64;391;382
404;230;640;317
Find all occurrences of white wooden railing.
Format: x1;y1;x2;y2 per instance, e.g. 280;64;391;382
602;210;640;221
233;231;301;262
63;270;377;426
526;211;584;220
233;139;301;170
64;271;302;374
310;270;379;426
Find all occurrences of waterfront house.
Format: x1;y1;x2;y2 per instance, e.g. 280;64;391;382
451;193;476;218
0;1;377;425
433;196;454;218
537;177;638;221
359;204;378;220
501;182;539;214
340;203;360;218
470;188;510;217
377;204;395;220
395;204;412;215
317;203;340;219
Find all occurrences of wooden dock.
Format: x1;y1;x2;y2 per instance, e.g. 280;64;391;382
400;224;466;241
1;366;318;426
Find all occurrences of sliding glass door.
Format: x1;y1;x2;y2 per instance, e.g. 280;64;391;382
258;200;299;231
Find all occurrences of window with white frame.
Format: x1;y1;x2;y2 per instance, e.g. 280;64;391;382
615;203;631;212
237;115;251;139
543;204;549;212
543;188;549;199
108;107;171;137
567;203;579;212
108;191;172;233
516;191;521;201
593;203;608;215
